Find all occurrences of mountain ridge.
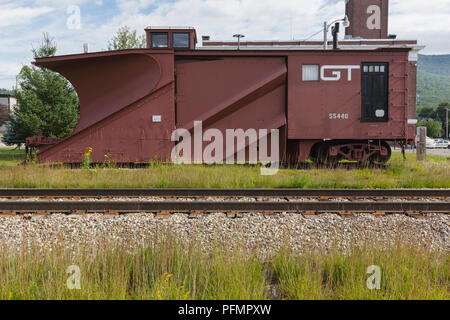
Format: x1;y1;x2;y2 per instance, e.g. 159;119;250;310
417;54;450;108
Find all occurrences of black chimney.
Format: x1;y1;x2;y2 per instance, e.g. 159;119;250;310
332;22;340;50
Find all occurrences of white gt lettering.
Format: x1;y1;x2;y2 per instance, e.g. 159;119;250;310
320;65;360;81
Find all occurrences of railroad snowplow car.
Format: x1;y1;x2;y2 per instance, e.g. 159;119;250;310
28;0;423;166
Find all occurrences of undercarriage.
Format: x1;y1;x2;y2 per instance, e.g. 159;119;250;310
310;140;393;166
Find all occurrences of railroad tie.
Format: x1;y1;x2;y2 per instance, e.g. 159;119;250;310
71;210;87;215
300;210;317;216
155;211;171;219
406;211;424;218
226;211;244;218
35;210;52;216
189;211;205;218
105;210;120;216
339;211;355;217
0;211;17;216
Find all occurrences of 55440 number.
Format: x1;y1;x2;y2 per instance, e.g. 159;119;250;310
329;113;349;120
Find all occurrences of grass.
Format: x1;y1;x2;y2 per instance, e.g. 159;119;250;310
273;246;449;300
0;148;26;167
0;237;268;300
0;237;447;300
0;148;447;188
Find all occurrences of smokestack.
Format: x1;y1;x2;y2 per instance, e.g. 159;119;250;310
345;0;389;39
83;43;89;53
332;22;340;50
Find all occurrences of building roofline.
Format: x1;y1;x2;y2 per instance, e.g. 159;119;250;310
145;26;195;30
196;45;424;52
202;38;418;44
32;44;424;68
33;49;174;65
202;39;418;48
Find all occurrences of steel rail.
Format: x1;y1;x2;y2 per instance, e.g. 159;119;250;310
0;201;448;213
0;189;448;198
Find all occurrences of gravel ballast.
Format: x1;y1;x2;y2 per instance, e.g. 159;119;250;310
0;213;448;253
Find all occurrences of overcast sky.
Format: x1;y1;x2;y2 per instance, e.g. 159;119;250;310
0;0;449;89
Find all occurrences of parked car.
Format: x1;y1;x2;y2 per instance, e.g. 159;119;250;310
426;137;437;149
434;139;450;149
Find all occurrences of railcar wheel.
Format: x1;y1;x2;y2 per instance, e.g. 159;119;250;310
368;142;392;165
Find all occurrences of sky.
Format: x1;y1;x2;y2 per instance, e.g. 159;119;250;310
0;0;449;89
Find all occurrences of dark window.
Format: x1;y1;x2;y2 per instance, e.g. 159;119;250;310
172;32;190;48
151;32;168;48
361;62;389;123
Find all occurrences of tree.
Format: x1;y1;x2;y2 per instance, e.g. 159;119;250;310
417;106;436;121
32;32;57;59
2;33;79;151
417;103;450;137
108;26;146;50
436;103;449;136
425;119;442;138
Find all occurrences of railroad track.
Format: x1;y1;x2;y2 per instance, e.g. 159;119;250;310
0;188;449;199
0;189;448;217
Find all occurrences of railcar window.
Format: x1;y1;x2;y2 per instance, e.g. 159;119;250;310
364;64;386;73
172;32;190;48
302;65;319;81
151;32;169;48
361;62;389;122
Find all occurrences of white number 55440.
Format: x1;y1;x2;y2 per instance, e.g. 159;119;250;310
329;113;349;120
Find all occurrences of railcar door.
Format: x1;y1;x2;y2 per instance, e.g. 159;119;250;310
361;62;389;122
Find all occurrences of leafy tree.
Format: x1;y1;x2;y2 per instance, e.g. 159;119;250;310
417;103;449;137
424;119;442;138
108;26;146;50
2;33;79;151
417;106;436;120
438;103;449;138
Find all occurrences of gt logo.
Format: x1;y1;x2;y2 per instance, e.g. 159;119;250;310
320;65;360;81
